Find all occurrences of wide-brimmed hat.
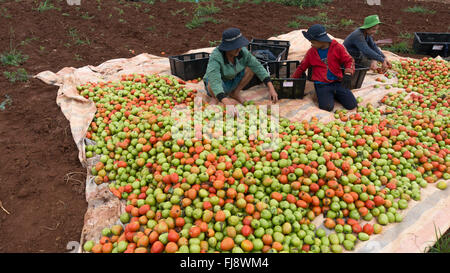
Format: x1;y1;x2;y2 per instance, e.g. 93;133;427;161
218;28;249;51
302;24;332;43
360;15;381;29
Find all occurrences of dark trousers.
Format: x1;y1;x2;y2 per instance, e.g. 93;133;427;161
314;82;358;112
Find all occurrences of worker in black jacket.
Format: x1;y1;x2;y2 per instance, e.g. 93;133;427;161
343;15;391;72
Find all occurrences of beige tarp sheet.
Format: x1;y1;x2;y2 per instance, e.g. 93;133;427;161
35;30;450;253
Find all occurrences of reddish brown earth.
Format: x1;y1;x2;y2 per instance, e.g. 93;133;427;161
0;0;448;252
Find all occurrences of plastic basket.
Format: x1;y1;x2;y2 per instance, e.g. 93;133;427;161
248;43;287;63
269;61;307;99
413;32;449;57
250;39;291;60
169;52;210;81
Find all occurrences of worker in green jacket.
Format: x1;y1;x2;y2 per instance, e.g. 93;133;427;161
203;28;278;106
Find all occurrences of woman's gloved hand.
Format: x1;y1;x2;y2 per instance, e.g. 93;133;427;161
342;73;352;90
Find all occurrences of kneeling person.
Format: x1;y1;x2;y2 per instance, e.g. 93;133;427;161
343;15;391;72
292;24;357;112
203;28;278;106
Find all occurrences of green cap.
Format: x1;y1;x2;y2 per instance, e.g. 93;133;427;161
360;15;381;29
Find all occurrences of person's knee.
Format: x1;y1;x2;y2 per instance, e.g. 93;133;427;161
319;103;334;112
342;99;358;110
344;103;357;110
343;96;358;110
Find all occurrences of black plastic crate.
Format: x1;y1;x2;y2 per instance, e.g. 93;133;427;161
307;64;369;90
248;43;287;63
413;32;449;57
348;64;370;90
169;52;210;81
251;39;291;60
269;61;307;99
243;44;287;90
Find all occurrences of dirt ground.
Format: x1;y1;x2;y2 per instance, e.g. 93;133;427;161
0;0;448;253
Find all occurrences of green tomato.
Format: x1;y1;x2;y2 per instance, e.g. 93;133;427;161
120;212;130;224
117;241;128;253
343;239;354;251
303;235;315;245
437;181;447;190
83;241;94;252
316;228;326;238
331;245;343;253
358;232;370;241
101;228;112;237
378;213;389;225
398;199;408;210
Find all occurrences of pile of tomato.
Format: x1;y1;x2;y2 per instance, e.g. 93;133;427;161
80;57;449;253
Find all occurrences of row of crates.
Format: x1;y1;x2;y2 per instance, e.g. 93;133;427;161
168;32;449;99
168;38;309;99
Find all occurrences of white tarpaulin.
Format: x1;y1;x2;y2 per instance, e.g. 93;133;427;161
36;30;450;253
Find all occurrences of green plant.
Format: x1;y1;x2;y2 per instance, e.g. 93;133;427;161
0;95;12;111
171;8;187;16
146;26;156;32
340;18;354;27
74;54;83;61
186;1;222;29
287;21;301;28
119;18;127;24
195;1;221;17
208;40;221;47
296;12;327;23
62;12;70;16
0;49;28;66
19;37;39;47
382;42;412;54
68;28;91;46
186;16;219;29
398;32;414;40
403;6;436;14
223;0;234;8
81;12;94;20
266;0;332;7
424;226;450;253
133;2;142;10
114;7;124;16
35;0;56;12
323;23;339;30
3;68;29;83
1;28;28;67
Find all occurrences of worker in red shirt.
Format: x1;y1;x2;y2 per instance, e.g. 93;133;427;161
292;24;357;112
